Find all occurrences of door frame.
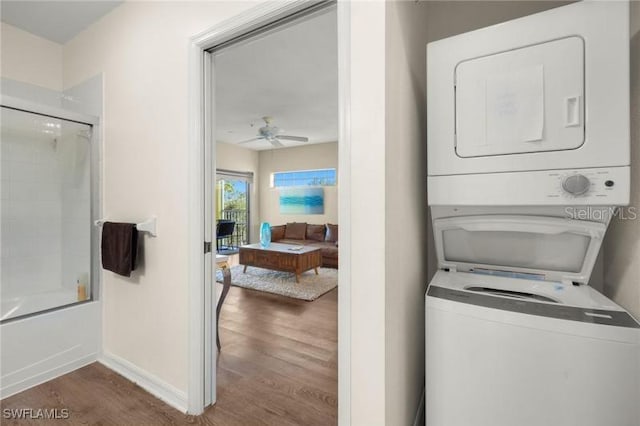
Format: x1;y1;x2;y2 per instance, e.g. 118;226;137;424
187;0;352;420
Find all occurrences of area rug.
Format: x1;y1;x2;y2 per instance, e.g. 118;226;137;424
216;265;338;301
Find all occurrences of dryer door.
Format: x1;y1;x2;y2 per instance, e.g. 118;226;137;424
426;1;629;177
455;36;584;158
433;215;606;284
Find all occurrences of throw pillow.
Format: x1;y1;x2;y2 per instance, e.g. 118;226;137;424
284;222;307;240
325;224;338;242
270;225;286;242
306;224;325;242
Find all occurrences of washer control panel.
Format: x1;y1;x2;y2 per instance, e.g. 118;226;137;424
548;168;626;201
562;174;591;196
428;166;630;205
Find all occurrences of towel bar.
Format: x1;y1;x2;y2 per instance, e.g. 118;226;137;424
95;216;157;237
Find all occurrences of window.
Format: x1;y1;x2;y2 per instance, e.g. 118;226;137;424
272;168;337;188
216;169;253;247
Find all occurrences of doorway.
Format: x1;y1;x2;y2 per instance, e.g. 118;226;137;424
188;0;346;419
210;6;339;422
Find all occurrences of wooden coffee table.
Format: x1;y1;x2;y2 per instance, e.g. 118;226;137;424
239;243;322;283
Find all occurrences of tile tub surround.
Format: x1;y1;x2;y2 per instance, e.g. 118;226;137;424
1;107;91;314
2;125;62;298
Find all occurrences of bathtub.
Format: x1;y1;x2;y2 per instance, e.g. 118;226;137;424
0;299;101;399
1;288;79;322
1;90;102;400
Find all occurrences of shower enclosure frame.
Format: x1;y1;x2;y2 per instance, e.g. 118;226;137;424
1;93;103;399
1;94;102;321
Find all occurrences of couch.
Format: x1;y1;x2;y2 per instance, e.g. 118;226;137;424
271;222;338;268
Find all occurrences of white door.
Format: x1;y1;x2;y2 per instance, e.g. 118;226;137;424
455;36;584;158
203;50;216;406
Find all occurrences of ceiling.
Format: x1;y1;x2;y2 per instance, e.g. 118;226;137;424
0;1;122;44
214;8;338;151
0;2;337;151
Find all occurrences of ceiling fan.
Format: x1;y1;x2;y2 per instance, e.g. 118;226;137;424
236;116;309;147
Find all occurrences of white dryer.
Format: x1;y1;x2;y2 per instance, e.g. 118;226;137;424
425;213;640;426
425;1;638;425
427;0;630;207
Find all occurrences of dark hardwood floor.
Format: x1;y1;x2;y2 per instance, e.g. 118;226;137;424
1;286;338;425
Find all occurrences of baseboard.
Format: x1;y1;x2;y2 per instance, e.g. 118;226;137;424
413;387;425;426
98;353;188;413
1;353;97;400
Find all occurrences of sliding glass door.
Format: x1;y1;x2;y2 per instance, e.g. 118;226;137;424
215;171;252;251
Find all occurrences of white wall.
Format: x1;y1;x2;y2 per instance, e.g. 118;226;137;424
347;2;387;423
424;0;571;43
258;142;338;226
384;2;429;425
604;2;640;320
216;142;260;243
0;23;63;92
62;0;258;397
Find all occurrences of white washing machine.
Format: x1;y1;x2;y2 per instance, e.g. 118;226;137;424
425;213;640;426
424;2;638;424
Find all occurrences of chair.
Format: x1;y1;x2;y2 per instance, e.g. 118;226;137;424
215;255;231;351
216;220;236;251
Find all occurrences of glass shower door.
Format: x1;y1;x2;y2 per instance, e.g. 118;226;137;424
1;106;92;321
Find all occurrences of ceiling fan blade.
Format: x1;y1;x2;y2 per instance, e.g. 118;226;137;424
236;137;263;144
277;135;309;142
270;138;284;147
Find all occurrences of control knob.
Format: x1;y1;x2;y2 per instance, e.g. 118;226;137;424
562;174;591;196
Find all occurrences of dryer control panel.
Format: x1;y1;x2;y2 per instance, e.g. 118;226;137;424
428;166;630;206
561;174;591;196
553;170;624;200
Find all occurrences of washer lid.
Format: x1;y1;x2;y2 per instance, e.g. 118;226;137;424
433;215;607;285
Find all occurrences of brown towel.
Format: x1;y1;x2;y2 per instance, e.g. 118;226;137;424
101;222;138;277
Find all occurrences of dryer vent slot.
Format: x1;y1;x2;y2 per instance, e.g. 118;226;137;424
465;286;558;303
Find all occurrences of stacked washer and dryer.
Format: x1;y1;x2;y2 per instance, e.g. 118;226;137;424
425;2;639;426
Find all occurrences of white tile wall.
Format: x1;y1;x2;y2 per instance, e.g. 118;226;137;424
1;126;62;297
1;108;91;300
60;137;91;291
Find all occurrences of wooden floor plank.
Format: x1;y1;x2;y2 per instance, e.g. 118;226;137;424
1;286;338;425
